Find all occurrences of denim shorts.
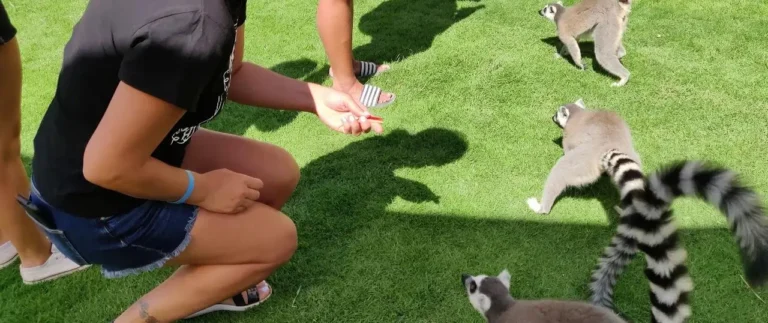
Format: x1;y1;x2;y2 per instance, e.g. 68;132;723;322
27;180;199;278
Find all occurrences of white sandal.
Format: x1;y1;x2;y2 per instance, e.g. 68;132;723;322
184;281;272;319
360;84;396;109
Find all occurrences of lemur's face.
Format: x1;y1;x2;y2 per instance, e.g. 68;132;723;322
539;2;562;22
461;269;512;318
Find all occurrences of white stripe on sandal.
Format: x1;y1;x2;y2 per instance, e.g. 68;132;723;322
360;84;380;108
360;61;376;77
359;84;395;109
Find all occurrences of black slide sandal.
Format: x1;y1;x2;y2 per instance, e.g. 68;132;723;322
183;281;272;319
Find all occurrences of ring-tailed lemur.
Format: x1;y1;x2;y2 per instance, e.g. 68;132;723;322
539;0;632;86
530;99;768;323
462;269;627;323
527;98;640;215
591;158;768;323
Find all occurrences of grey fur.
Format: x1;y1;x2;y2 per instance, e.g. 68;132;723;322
590;159;768;323
462;270;627;323
588;226;638;310
589;150;648;312
645;161;768;287
539;0;633;86
527;99;768;322
528;99;640;214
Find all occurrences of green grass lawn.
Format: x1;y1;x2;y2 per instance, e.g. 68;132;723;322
2;0;768;322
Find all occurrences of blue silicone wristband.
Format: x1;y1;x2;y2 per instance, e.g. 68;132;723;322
172;170;194;204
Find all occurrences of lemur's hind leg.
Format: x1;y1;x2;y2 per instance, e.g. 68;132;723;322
527;148;603;214
558;34;584;70
555;44;570;59
593;24;630;86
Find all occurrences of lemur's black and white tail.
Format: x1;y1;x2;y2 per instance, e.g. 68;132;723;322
649;161;768;287
589;150;645;311
590;151;768;323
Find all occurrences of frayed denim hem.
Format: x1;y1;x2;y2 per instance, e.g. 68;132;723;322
101;207;199;279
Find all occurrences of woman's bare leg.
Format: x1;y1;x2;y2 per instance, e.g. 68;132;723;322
113;129;300;322
0;33;52;267
179;129;300;210
121;264;272;322
317;0;393;106
114;203;297;323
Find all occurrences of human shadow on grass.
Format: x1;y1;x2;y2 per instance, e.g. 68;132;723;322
283;127;470;273
540;37;622;81
205;58;326;135
353;0;485;80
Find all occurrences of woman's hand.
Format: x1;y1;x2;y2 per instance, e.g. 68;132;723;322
309;83;384;136
225;60;385;136
191;169;264;214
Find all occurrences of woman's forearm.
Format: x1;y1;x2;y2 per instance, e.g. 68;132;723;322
82;79;210;206
83;154;207;206
227;62;317;113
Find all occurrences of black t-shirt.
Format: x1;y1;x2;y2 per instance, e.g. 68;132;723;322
0;0;17;45
32;0;247;218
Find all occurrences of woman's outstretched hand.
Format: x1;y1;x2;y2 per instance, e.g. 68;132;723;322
309;83;384;136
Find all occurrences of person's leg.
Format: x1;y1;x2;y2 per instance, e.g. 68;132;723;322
113;129;300;322
0;14;86;281
317;0;394;107
0;16;51;267
113;203;297;323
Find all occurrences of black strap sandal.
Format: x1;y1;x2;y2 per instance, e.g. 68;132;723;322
184;281;272;319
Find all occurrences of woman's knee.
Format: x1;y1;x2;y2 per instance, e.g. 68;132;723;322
277;147;300;193
261;145;300;199
265;215;298;266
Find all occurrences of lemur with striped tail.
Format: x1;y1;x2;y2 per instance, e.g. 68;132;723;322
527;99;768;323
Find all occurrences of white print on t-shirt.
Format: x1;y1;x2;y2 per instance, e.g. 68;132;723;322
171;25;238;146
171;125;199;145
